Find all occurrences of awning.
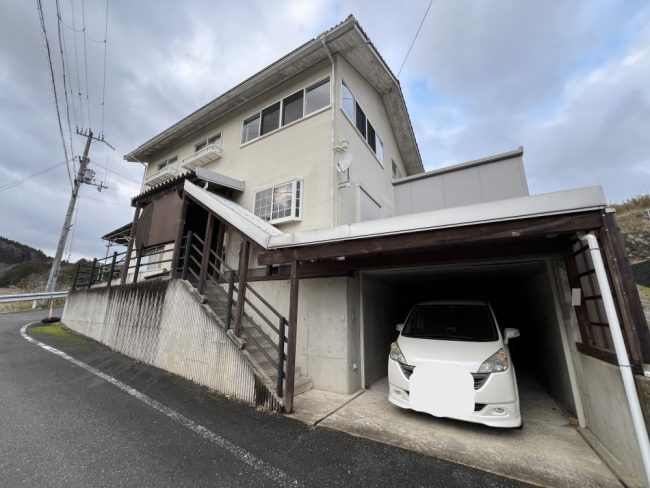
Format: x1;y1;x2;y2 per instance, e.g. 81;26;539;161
101;222;132;245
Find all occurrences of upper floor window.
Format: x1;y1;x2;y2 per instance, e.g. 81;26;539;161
241;77;331;144
340;80;384;166
195;133;221;153
254;180;302;224
157;156;177;170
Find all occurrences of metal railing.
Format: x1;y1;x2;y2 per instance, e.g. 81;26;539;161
181;144;222;170
144;163;178;186
72;241;175;290
177;231;288;397
0;291;68;303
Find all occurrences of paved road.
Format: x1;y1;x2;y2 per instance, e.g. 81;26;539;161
0;309;532;487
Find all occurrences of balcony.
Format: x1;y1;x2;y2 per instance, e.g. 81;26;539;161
182;144;223;170
144;163;178;186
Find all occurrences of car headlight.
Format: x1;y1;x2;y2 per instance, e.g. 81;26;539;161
478;348;509;373
389;342;406;363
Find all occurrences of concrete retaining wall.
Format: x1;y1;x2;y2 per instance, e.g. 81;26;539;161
62;279;282;411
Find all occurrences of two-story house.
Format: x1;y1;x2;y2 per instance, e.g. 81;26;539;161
64;15;650;485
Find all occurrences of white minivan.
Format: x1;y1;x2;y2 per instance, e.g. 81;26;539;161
388;300;521;428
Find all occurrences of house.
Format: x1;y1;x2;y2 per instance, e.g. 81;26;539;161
63;16;650;486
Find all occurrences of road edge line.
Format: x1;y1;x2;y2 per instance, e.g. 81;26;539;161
20;322;301;488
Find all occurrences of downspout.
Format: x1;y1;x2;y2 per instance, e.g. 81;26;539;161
319;35;338;227
580;232;650;486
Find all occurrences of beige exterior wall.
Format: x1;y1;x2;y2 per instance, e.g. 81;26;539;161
144;60;335;235
335;55;408;225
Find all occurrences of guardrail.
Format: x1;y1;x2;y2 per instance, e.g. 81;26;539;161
0;291;68;303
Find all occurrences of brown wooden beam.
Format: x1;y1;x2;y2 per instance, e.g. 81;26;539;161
170;195;189;279
258;212;604;266
284;259;299;413
233;239;250;337
121;205;141;284
563;250;595;347
599;211;650;363
198;213;214;294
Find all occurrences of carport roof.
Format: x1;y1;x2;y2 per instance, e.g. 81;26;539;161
258;185;607;265
268;185;606;249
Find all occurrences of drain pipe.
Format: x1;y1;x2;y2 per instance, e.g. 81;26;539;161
580;232;650;486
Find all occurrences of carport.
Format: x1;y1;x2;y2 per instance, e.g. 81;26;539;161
359;259;582;426
259;188;650;487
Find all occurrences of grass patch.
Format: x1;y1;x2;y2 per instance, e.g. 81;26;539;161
29;323;87;348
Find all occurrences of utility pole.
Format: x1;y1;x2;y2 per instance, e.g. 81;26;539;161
42;129;110;300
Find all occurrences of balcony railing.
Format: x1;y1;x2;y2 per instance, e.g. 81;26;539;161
144;163;178;186
181;144;223;170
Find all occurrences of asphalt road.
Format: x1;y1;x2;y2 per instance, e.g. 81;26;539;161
0;309;533;487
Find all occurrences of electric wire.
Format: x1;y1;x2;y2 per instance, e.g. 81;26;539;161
69;0;85;128
36;0;73;188
55;0;76;167
0;161;68;192
397;0;434;77
81;0;91;129
100;0;109;134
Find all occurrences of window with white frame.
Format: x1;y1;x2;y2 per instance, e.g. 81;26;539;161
241;77;331;144
340;80;385;166
194;133;221;152
157;156;177;170
254;180;302;224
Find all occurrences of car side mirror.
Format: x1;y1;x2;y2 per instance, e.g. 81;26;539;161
504;328;520;344
396;323;404;332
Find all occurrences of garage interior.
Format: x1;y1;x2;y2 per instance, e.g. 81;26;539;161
360;258;579;424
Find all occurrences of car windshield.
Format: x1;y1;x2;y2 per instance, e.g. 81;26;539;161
401;304;498;342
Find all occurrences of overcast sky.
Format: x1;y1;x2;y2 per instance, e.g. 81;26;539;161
1;0;649;260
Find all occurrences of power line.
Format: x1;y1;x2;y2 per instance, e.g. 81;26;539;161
55;0;76;165
36;0;73;188
101;0;109;133
397;0;434;77
92;160;141;186
69;0;85;128
0;161;68;192
81;0;91;128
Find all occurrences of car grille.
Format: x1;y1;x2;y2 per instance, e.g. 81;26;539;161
399;363;490;391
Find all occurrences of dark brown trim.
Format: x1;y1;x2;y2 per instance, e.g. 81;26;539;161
564;251;595;346
284;260;300;413
171;196;189;278
258;212;604;265
234;239;250;337
121;205;142;284
599;211;650;363
198;214;214;293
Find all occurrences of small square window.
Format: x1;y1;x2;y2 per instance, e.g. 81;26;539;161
254;180;302;224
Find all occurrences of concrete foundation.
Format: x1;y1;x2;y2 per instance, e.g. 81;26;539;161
62;280;282;411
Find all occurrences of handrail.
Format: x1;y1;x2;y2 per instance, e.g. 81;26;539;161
0;291;68;303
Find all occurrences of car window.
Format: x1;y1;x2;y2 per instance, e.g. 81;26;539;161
401;304;498;342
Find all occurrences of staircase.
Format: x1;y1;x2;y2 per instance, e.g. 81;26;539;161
182;232;312;401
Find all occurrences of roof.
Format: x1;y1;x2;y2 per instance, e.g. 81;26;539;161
132;168;244;205
267;185;607;249
393;147;524;186
124;15;424;175
101;222;132;245
184;181;282;249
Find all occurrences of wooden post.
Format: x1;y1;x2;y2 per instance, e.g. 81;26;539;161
171;196;189;278
284;259;300;413
224;270;236;330
600;211;650;364
277;317;287;397
213;221;225;280
107;251;117;289
121;205;141;284
71;262;81;290
198;214;214;293
87;258;97;290
181;231;193;280
233;239;250;337
132;245;144;283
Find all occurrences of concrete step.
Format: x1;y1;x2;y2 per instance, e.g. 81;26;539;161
293;376;313;396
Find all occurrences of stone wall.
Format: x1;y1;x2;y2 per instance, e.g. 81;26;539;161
62;279;282;411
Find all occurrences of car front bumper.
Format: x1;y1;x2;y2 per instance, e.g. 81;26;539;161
387;358;521;428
